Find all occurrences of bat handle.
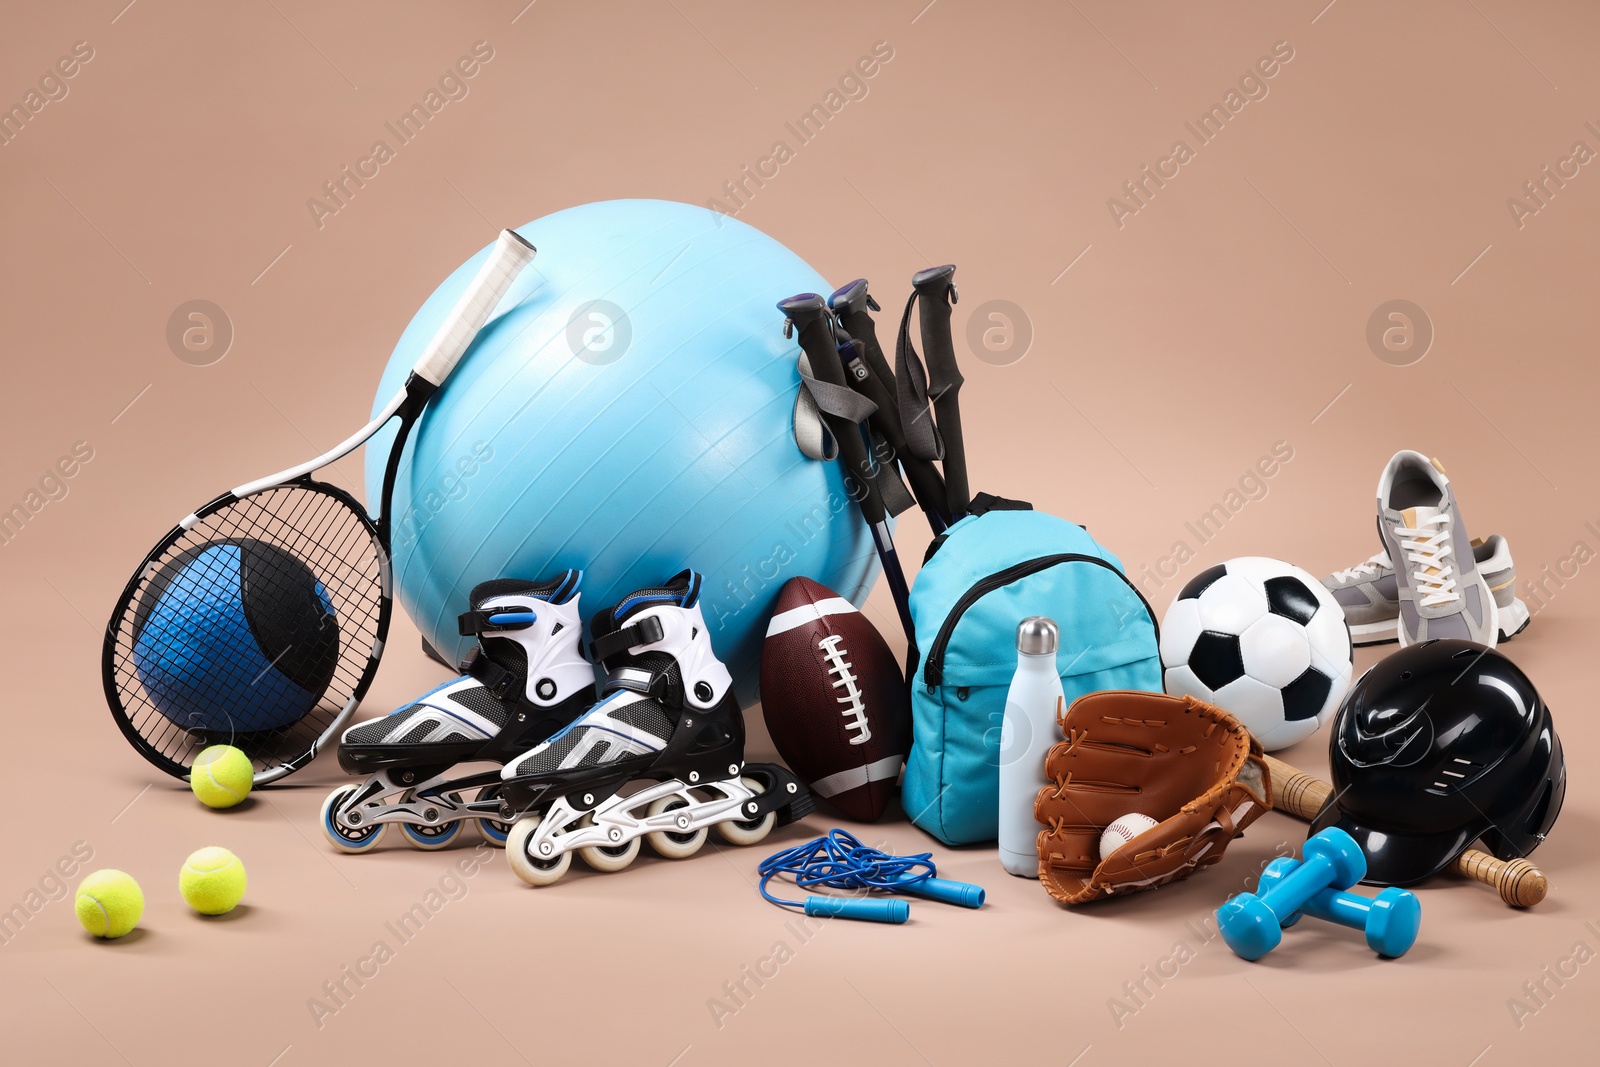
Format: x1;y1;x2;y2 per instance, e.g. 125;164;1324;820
1260;754;1546;908
1454;851;1547;908
1262;754;1329;820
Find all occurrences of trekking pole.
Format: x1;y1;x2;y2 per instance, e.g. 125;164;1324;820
779;293;915;642
910;265;969;518
829;279;948;533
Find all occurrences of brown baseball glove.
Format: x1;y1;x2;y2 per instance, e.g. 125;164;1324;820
1034;690;1271;906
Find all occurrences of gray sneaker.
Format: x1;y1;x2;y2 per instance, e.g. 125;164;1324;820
1375;451;1500;647
1324;537;1530;646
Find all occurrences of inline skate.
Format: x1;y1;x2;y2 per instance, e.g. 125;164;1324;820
321;571;597;853
500;570;813;885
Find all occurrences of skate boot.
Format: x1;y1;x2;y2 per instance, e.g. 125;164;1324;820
500;570;813;886
321;571;596;853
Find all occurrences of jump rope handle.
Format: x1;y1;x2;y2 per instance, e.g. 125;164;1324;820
900;877;986;909
804;897;910;924
799;879;984;922
1261;754;1547;908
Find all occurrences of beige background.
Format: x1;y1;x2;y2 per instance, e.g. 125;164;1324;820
2;1;1597;1063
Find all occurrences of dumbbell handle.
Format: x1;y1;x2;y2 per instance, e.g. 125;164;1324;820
1261;858;1421;958
1262;858;1375;928
1255;849;1340;920
1263;754;1547;908
1306;888;1381;929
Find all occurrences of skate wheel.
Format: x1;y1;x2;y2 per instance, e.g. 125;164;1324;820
646;794;708;860
401;818;463;850
578;813;641;873
475;784;514;848
714;777;778;847
321;785;389;854
507;813;571;887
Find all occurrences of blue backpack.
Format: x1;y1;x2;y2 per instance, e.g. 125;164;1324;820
901;496;1163;845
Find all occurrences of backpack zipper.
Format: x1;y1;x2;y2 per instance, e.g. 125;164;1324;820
921;553;1160;688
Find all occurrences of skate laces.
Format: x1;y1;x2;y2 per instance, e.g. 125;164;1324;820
1395;509;1459;607
1330;552;1391;583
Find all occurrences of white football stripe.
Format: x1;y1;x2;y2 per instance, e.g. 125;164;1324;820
811;755;903;798
766;597;858;637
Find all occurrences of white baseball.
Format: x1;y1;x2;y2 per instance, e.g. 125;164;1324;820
1099;813;1159;860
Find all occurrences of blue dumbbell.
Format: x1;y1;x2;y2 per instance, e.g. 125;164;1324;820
1216;828;1366;961
1258;856;1421;958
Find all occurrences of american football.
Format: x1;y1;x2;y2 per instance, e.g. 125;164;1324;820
760;577;912;821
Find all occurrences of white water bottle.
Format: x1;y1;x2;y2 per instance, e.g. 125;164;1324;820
998;617;1065;877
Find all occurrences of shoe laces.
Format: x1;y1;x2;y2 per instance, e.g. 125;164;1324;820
1330;551;1390;583
1395;511;1459;607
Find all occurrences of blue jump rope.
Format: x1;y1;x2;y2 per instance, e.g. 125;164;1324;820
758;830;986;924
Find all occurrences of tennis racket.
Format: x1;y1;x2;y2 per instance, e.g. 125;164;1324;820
102;229;537;785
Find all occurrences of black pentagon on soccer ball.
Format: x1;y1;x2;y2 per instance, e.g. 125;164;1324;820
1189;630;1245;690
1281;666;1333;721
1178;563;1229;601
1264;575;1320;625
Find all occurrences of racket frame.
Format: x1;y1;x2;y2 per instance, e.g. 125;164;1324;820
101;230;536;784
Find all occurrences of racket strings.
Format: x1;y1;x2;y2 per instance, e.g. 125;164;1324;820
108;483;385;775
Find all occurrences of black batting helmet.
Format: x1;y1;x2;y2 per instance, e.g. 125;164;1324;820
1310;639;1565;887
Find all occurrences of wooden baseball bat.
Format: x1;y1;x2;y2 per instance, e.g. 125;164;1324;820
1262;754;1546;908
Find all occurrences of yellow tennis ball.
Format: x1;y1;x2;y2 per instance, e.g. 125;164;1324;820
75;869;144;939
179;847;247;915
191;745;252;809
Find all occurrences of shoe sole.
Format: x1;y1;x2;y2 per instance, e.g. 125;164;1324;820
1351;597;1530;648
1498;597;1531;642
1349;618;1399;646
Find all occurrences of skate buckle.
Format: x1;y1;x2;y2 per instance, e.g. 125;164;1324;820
591;616;665;663
468;653;518;700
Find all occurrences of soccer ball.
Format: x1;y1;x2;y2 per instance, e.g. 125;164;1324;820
1160;556;1353;752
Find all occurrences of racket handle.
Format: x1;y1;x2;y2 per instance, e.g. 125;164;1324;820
1263;754;1548;907
412;229;537;386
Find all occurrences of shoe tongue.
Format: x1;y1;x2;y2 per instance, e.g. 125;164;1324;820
1401;505;1447;528
469;575;566;611
612;586;683;623
609;571;696;624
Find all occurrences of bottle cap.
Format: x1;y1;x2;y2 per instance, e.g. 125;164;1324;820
1016;617;1058;655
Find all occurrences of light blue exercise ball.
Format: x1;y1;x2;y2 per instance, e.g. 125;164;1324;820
366;199;879;703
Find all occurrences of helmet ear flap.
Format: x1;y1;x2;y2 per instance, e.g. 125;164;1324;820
1478;729;1566;860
